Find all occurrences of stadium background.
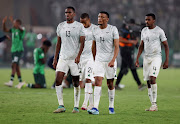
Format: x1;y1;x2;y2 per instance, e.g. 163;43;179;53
0;0;180;67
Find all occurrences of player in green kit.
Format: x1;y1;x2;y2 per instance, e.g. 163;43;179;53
17;40;52;89
2;16;26;87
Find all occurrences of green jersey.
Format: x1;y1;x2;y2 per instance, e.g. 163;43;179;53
10;28;25;52
33;48;45;74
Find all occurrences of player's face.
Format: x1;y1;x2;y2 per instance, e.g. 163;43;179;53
65;8;75;21
145;16;155;27
44;46;50;54
13;20;20;29
98;13;109;25
80;18;90;28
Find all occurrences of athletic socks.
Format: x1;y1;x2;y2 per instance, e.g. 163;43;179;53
94;86;102;109
10;74;14;81
56;85;64;106
151;84;157;104
148;88;153;104
83;83;91;106
108;88;115;108
74;86;80;108
18;76;22;83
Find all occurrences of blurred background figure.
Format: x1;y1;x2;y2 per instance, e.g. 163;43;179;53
24;27;37;67
115;18;147;90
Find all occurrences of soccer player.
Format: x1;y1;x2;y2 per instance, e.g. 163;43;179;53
87;11;119;115
135;13;169;111
53;6;85;113
2;16;26;87
79;13;97;111
16;40;52;89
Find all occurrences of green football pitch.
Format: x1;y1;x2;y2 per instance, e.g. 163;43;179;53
0;68;180;124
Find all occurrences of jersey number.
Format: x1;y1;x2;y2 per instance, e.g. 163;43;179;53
66;31;71;37
100;37;105;43
88;67;92;73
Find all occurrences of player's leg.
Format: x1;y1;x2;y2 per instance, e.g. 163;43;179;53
81;61;94;110
107;78;115;114
53;59;69;113
147;57;161;111
88;76;102;115
106;61;117;114
69;60;81;113
88;61;104;115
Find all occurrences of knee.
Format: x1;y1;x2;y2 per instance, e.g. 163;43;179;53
85;79;91;83
107;80;114;90
55;78;62;86
150;77;156;84
73;81;79;87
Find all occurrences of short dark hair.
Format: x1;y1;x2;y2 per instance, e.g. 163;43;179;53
66;6;75;12
15;19;22;25
43;40;52;47
146;13;156;20
80;13;89;19
99;11;109;18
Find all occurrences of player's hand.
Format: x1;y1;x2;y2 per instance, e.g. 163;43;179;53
52;59;57;69
163;60;168;69
135;59;139;67
9;16;14;23
108;60;115;67
2;16;7;23
75;55;80;64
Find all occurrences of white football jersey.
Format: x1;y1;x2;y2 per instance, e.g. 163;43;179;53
80;23;97;61
141;26;167;57
93;24;119;62
56;21;85;60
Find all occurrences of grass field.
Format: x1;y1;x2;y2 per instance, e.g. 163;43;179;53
0;68;180;124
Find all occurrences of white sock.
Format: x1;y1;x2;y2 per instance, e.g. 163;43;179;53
55;85;64;106
74;86;80;108
82;83;90;106
108;88;115;108
148;88;153;104
89;84;93;106
94;86;101;109
151;84;157;105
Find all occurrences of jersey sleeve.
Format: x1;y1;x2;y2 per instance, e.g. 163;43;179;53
113;26;119;39
79;24;85;37
56;23;62;37
141;28;144;41
159;29;167;42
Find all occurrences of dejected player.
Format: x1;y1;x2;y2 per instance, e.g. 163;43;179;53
53;6;85;113
79;13;97;111
135;13;169;111
87;11;119;115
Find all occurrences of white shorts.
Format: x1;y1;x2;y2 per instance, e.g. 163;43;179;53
143;56;162;81
94;60;117;79
79;60;94;81
56;58;79;76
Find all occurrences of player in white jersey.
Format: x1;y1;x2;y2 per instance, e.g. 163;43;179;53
87;11;119;115
53;6;85;113
79;13;96;111
135;13;169;111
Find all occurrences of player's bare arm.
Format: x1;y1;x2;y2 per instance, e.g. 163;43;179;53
75;36;85;64
53;36;61;69
162;41;169;69
92;40;96;60
2;16;10;32
135;40;144;67
119;36;138;45
108;39;119;67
